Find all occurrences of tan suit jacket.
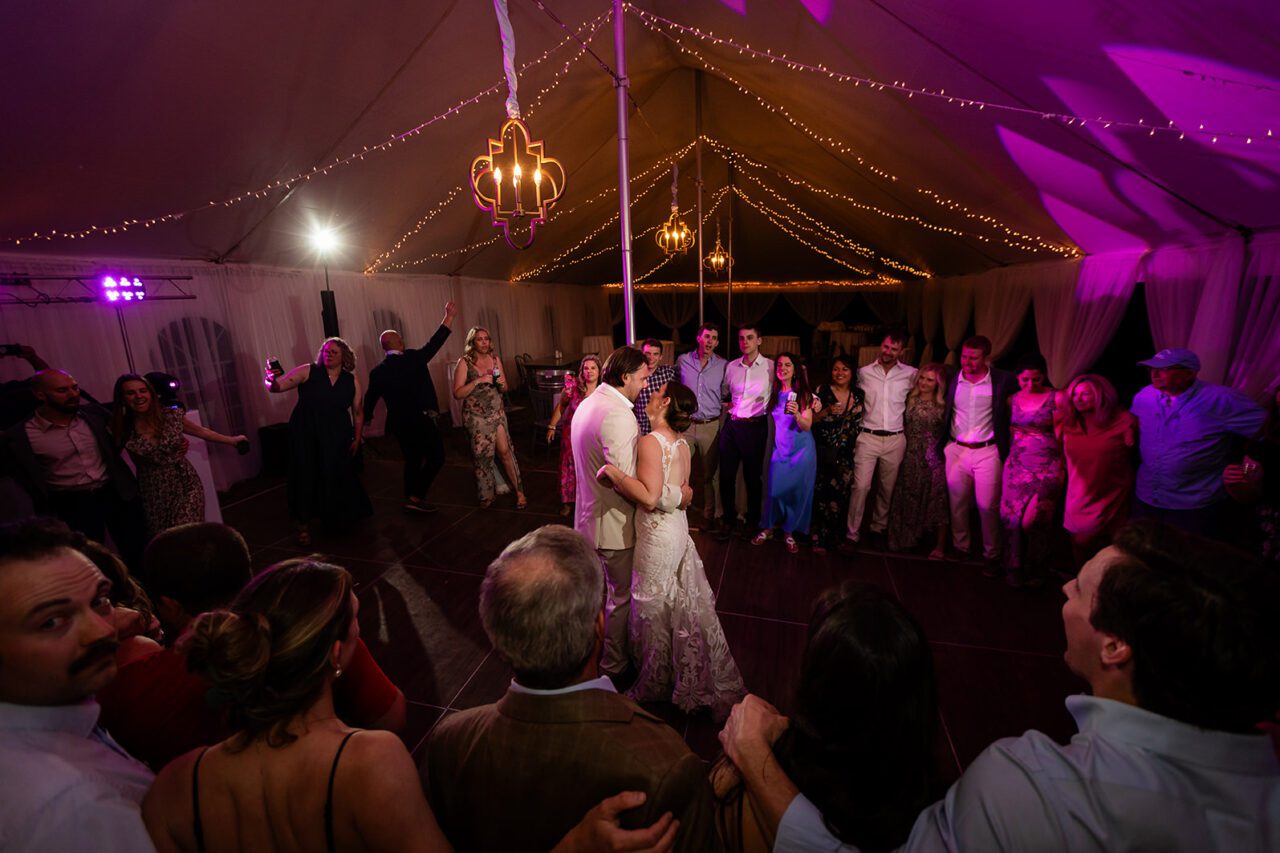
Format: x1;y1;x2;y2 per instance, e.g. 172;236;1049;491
423;687;720;853
572;383;640;550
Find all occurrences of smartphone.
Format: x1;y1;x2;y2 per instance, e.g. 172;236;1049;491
268;358;284;377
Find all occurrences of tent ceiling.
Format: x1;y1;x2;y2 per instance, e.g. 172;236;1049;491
3;0;1278;284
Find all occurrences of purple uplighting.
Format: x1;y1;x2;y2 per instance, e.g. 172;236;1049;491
101;275;146;303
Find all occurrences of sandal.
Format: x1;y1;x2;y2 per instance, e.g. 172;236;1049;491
751;530;772;546
784;535;799;554
515;493;528;510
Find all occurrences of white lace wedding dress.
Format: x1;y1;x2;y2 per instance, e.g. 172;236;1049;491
629;432;746;716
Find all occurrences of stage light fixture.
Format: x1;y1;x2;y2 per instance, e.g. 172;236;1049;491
101;275;146;303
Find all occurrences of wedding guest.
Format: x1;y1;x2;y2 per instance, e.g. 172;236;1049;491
841;331;917;555
998;354;1065;587
887;364;949;559
810;356;864;555
111;373;246;536
1130;348;1264;540
452;327;526;509
2;368;147;569
1224;384;1280;562
754;354;817;554
634;339;676;436
677;323;728;529
364;300;458;514
717;326;773;541
548;354;601;518
266;337;372;546
713;582;937;853
141;558;451;852
1058;374;1138;566
941;336;1018;569
598;380;744;716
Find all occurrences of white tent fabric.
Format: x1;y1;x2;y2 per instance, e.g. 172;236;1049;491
1033;253;1141;389
972;266;1033;361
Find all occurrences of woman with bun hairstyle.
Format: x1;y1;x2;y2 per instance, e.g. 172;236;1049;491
141;558;450;852
599;380;745;716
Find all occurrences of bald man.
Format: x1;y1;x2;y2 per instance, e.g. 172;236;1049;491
364;301;458;512
0;370;146;568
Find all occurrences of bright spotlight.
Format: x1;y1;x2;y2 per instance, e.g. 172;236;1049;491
310;226;338;255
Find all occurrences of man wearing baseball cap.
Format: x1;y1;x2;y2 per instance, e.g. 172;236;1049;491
1129;348;1264;538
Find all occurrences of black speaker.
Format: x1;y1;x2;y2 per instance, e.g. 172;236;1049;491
320;290;340;337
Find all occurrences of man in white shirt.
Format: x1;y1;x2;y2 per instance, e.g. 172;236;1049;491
716;325;773;541
940;336;1017;566
676;324;728;528
840;331;917;554
0;517;156;852
720;521;1280;852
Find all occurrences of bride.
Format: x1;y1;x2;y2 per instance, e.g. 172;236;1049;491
599;380;745;717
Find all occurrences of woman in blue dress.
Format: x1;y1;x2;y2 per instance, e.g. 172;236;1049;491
754;352;818;554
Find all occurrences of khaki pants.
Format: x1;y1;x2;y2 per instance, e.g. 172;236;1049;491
687;419;722;519
945;443;1003;559
597;547;634;674
845;432;907;540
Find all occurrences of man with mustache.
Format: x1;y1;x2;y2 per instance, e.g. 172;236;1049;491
0;517;155;851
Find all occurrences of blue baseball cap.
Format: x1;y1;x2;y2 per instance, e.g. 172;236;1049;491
1138;348;1200;370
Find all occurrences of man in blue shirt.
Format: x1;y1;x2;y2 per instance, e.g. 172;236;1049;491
676;323;727;529
1130;347;1264;539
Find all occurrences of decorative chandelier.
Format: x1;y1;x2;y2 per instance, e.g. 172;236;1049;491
467;0;565;250
702;219;733;275
655;162;694;255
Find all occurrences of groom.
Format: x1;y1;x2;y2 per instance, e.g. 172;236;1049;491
573;346;691;678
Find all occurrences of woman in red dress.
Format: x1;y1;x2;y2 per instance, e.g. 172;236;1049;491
547;354;601;517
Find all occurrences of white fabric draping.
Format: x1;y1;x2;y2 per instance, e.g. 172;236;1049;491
972;266;1033;360
902;280;924;362
1032;254;1136;388
919;278;943;365
641;291;698;344
710;292;777;328
784;290;855;326
1142;233;1245;385
860;288;906;326
1225;231;1280;399
0;252;607;489
940;274;976;366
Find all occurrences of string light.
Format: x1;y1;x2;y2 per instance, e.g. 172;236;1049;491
602;279;898;290
6;9;613;249
627;5;1276;148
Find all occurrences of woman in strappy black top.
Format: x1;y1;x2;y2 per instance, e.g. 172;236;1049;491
140;558;449;852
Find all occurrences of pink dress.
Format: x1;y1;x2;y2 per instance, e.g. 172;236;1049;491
1062;411;1138;538
558;384;587;502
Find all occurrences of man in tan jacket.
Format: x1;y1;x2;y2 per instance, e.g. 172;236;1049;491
422;525;719;852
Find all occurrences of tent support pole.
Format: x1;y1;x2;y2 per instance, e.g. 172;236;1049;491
613;0;636;345
695;70;705;328
727;163;735;333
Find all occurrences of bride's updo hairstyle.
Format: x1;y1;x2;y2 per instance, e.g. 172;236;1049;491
181;557;355;749
661;381;697;433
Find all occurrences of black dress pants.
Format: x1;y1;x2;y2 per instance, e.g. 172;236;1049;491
719;417;768;529
393;412;445;501
47;484;148;571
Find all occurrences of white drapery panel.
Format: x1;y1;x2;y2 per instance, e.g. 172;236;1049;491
1032;254;1136;388
972;266;1034;358
903;280;924;357
940;274;976;366
1226;231;1280;399
0;252;608;488
641;291;699;344
1141;233;1245;385
783;290;855;326
710;292;778;328
860;288;906;326
919;277;943;365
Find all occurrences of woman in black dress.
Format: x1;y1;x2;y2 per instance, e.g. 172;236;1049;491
810;355;865;555
267;337;372;544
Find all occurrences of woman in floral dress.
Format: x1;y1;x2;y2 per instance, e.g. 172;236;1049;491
887;364;949;558
111;374;247;537
999;354;1065;586
811;355;865;554
452;326;525;509
547;354;601;517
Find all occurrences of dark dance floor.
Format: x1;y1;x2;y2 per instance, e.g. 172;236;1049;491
221;429;1081;791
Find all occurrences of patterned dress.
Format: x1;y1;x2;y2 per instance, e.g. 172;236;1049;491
558;383;588;503
811;384;865;547
1000;393;1065;572
888;398;948;552
287;366;372;526
125;407;203;537
462;357;523;502
629;433;745;717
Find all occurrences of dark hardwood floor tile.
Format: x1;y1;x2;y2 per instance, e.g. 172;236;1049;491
716;545;894;624
719;613;808;715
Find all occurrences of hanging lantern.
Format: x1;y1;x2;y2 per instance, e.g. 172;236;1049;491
470;118;565;250
702;219;733;276
655;162;695;256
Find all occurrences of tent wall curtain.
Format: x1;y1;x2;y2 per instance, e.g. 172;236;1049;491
919;277;943;365
972;266;1035;360
940;274;976;366
903;280;924;359
1141;233;1245;385
783;290;855;326
0;253;608;489
640;291;699;344
710;292;777;328
1032;254;1136;389
860;288;906;326
1225;231;1280;400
